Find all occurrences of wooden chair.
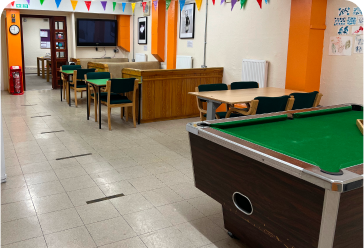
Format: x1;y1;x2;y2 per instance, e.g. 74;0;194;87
61;65;81;100
289;91;323;110
228;81;259;109
99;78;138;130
71;69;96;107
85;72;112;122
226;95;295;117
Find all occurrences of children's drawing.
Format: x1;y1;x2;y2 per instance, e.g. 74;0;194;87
353;7;362;16
347;17;357;25
358;17;363;25
354;35;363;54
338;7;350;16
334;17;346;26
352;26;363;35
338;26;349;35
329;36;352;56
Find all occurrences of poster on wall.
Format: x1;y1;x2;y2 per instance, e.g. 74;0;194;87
334;17;346;26
138;17;148;44
329;36;352;56
353;7;362;16
354;35;363;54
358;17;363;25
351;26;363;35
338;26;349;35
143;2;150;16
338;7;350;16
180;3;195;39
347;17;357;25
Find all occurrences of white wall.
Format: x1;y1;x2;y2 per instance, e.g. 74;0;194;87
320;0;363;105
22;17;50;73
1;11;9;91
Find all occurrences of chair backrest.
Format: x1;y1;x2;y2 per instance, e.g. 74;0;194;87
86;72;111;80
254;95;290;114
198;84;228;92
76;69;96;80
230;81;259;90
289;91;319;110
61;65;81;71
109;78;136;94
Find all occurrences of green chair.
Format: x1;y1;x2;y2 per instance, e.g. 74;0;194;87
226;95;295;117
99;78;138;130
71;69;96;107
229;81;259;90
61;65;81;100
289;91;323;110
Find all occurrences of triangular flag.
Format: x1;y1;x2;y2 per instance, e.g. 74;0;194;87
100;1;107;10
55;0;62;8
113;2;116;11
153;0;157;10
179;0;185;11
240;0;246;8
220;0;224;5
122;2;126;12
40;0;45;5
166;0;171;10
231;0;237;10
131;3;136;13
265;0;268;3
196;0;202;10
71;0;77;10
26;0;30;5
11;1;15;6
142;2;147;11
212;0;215;5
85;0;91;11
256;0;262;8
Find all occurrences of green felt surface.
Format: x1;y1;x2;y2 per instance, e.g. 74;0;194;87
86;79;110;86
210;107;363;173
60;70;75;74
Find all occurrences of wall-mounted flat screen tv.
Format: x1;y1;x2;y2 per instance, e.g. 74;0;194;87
77;19;117;47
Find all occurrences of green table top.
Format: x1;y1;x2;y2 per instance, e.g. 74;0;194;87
60;70;74;74
210;106;363;173
86;79;110;86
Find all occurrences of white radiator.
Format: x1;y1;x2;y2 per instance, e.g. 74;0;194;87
242;59;269;88
135;53;147;62
176;55;193;69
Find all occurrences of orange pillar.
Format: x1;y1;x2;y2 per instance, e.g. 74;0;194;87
151;0;166;61
166;0;178;69
285;0;327;92
5;9;23;93
117;15;131;52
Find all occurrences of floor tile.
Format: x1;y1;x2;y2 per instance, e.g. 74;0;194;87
24;170;58;185
187;196;222;217
32;193;74;214
157;201;204;225
38;208;84;235
117;166;151;180
169;183;206;200
98;180;138;196
54;166;87;180
44;226;96;248
5;166;23;177
43;150;72;160
89;169;126;185
156;171;191;186
141;187;183;207
28;180;65;198
110;193;154;215
128;176;165;192
1;200;36;223
86;216;137;246
1;187;31;204
201;238;248;248
1;236;47;248
108;157;139;169
17;153;47;166
98;237;147;248
140;226;194;248
0;175;26;190
21;161;53;175
81;161;114;174
141;162;177;175
1;216;43;245
76;200;120;224
67;186;105;206
60;175;97;192
48;158;80;170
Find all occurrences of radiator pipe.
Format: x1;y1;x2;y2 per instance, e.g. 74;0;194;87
201;0;208;68
132;11;135;62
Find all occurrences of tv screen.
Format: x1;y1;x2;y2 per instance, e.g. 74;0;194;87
77;19;117;47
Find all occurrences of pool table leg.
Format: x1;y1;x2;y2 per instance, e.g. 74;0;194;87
206;100;221;120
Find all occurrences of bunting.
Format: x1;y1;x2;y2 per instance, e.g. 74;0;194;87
26;0;30;5
256;0;262;8
179;0;185;11
231;0;237;10
40;0;45;5
265;0;268;3
166;0;171;10
196;0;202;10
220;0;224;5
10;1;15;6
85;0;91;11
153;0;157;10
122;2;126;12
113;2;116;11
71;0;77;10
142;2;147;11
240;0;246;8
100;1;107;10
131;2;136;13
55;0;61;8
212;0;215;5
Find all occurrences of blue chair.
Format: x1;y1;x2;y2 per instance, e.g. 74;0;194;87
229;81;259;90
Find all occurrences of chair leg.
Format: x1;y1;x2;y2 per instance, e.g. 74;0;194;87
88;94;91;117
108;107;111;131
63;82;66;99
132;105;136;128
81;91;83;98
74;90;78;107
94;96;98;122
125;107;129;122
121;107;124;119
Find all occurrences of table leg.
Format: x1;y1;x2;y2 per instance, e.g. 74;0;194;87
206;101;221;120
68;77;71;107
86;83;89;121
47;62;50;82
98;87;101;129
60;79;63;102
138;84;141;125
42;59;45;79
37;58;40;76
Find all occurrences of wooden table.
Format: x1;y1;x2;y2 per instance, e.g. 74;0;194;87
46;59;52;82
188;87;305;120
37;57;50;79
59;70;74;106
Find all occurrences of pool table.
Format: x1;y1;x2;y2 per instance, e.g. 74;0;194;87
186;104;363;248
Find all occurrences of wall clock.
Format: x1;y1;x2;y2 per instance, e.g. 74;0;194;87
9;25;20;35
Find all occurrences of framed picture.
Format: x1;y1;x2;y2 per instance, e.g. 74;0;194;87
138;17;147;44
179;3;195;39
143;2;150;16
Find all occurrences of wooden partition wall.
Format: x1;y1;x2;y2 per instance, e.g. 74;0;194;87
122;68;224;123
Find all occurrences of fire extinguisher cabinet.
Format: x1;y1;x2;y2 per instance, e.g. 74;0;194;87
9;66;24;95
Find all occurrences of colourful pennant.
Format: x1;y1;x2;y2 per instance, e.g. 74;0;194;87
231;0;237;10
10;1;15;6
122;2;126;12
71;0;77;10
212;0;215;5
256;0;262;8
196;0;202;10
85;0;91;11
166;0;171;10
40;0;45;5
142;2;146;11
100;1;107;10
220;0;224;5
240;0;246;8
55;0;61;8
131;2;136;13
113;2;116;11
153;0;157;10
265;0;268;3
179;0;185;10
26;0;30;5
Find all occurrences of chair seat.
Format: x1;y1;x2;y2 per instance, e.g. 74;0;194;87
91;92;118;97
100;94;132;104
204;111;244;119
74;84;87;88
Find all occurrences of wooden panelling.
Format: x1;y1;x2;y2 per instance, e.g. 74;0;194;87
122;68;224;123
333;187;363;248
189;133;325;248
70;58;80;65
87;62;109;72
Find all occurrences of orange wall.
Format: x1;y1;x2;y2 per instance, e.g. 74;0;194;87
117;15;131;52
166;0;178;69
151;0;166;62
285;0;327;92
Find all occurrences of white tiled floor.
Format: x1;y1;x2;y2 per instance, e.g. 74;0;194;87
1;89;248;248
